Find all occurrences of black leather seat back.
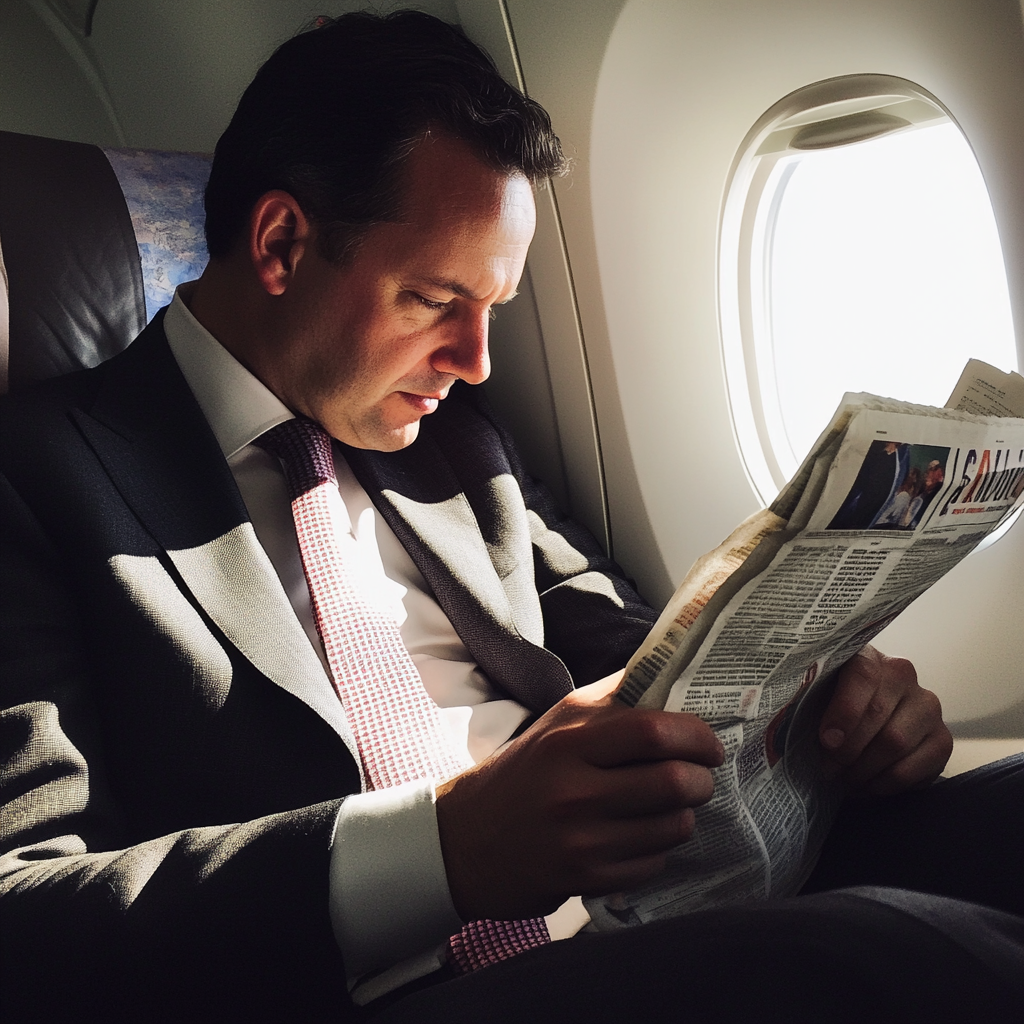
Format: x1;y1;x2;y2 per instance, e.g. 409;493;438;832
0;131;210;394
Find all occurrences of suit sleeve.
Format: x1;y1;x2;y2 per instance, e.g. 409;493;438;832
469;391;660;686
0;471;354;1024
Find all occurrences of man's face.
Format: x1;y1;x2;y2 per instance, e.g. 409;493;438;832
265;134;536;450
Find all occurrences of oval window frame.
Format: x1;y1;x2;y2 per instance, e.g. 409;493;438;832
716;73;1004;505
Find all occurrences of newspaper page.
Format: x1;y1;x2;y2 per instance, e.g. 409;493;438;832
585;361;1024;930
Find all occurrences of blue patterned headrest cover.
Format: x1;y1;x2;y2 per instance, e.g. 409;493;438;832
102;148;211;323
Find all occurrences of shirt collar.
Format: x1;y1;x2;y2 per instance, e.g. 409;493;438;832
163;282;294;459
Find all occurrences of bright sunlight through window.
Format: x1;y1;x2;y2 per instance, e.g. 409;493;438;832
765;122;1016;479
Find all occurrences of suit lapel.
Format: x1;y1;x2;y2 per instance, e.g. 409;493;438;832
349;431;517;627
345;413;574;714
72;319;360;763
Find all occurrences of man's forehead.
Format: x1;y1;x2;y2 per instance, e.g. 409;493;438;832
398;132;530;222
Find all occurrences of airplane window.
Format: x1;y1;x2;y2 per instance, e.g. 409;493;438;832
720;80;1018;505
769;124;1015;474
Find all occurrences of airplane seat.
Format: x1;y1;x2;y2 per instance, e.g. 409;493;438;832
0;130;210;395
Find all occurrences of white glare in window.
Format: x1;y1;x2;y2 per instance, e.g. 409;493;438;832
767;122;1017;477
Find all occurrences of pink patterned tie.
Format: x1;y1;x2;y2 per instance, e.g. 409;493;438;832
256;419;549;972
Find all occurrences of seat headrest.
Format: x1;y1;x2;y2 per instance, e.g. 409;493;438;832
0;131;210;394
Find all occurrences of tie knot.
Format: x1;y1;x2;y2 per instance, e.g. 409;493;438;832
255;418;336;498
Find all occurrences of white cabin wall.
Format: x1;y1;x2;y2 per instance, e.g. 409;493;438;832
508;0;1024;735
505;0;661;589
0;1;120;144
85;0;465;152
2;1;460;153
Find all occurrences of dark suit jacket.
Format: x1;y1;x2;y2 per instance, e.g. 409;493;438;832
0;315;657;1023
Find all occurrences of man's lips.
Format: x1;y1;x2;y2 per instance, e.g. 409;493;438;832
397;391;443;414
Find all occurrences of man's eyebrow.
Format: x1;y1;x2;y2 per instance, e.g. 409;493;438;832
419;278;519;303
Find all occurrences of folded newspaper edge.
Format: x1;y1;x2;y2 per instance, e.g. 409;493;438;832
585;359;1024;931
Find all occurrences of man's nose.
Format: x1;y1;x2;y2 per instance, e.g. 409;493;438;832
433;308;491;385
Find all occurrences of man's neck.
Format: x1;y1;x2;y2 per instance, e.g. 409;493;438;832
187;259;271;379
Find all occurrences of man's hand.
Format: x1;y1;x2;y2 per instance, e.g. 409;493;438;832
435;673;724;922
819;645;953;798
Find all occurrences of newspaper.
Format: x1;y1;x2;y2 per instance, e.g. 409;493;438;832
585;359;1024;930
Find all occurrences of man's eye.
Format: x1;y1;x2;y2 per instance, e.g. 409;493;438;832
414;294;449;312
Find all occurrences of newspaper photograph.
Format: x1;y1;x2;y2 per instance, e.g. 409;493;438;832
585;360;1024;930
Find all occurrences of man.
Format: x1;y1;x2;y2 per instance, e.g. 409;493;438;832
1;12;1021;1023
907;458;946;527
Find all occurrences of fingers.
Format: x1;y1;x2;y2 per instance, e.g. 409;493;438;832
841;687;949;789
820;645;952;794
856;724;953;797
436;692;726;921
437;763;706;920
542;756;717;823
819;646;915;763
604;758;717;816
580;706;725;770
529;802;707;900
559;810;699;896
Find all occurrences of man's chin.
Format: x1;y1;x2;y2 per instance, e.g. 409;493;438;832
351;418;422;452
316;404;425;451
378;421;422;451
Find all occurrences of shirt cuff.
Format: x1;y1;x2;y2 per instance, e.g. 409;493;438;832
328;778;464;982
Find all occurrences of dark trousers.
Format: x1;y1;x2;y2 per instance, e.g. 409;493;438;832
378;755;1024;1023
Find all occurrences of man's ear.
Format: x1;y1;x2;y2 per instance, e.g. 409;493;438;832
248;190;312;296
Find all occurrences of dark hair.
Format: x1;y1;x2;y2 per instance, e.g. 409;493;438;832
204;10;567;262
